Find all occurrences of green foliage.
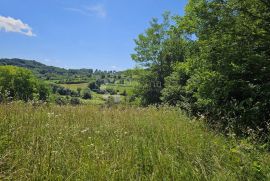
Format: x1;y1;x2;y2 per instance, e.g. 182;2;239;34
134;70;162;106
88;81;100;91
105;95;116;107
0;66;50;102
179;0;270;133
82;89;92;100
51;84;79;97
77;87;82;95
132;12;186;106
38;83;50;101
55;96;68;106
70;97;81;105
133;0;270;136
161;62;195;113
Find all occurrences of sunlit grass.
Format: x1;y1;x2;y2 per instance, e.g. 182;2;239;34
0;103;270;180
59;83;89;91
101;83;135;95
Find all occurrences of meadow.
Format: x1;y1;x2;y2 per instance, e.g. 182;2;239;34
59;83;89;91
1;103;270;180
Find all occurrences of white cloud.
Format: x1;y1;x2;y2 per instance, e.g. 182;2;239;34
66;4;107;18
86;4;107;18
0;16;36;37
65;8;89;16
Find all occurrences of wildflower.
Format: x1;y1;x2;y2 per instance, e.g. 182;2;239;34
47;112;55;118
81;128;89;133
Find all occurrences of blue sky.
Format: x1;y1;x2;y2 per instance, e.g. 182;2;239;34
0;0;188;70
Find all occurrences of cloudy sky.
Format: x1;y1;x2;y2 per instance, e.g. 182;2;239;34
0;0;188;70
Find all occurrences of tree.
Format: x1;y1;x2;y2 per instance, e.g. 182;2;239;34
77;88;82;95
132;12;186;105
82;92;92;99
88;81;100;91
70;97;81;105
0;66;50;102
38;83;50;101
179;0;270;133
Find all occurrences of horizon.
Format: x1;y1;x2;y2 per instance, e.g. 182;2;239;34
0;0;188;71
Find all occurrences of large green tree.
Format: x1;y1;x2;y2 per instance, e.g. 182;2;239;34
0;66;50;102
180;0;270;133
132;12;186;105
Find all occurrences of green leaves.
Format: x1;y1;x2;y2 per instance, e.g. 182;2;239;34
0;66;50;102
132;0;270;136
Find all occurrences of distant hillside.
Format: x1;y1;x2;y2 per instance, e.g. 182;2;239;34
0;58;68;76
0;58;115;82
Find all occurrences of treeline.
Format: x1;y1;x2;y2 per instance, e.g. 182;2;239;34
132;0;270;136
0;58;119;82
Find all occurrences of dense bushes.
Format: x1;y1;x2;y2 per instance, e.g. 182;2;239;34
70;97;81;105
0;66;50;102
88;81;100;91
82;89;92;99
51;84;79;97
132;0;270;136
55;96;81;106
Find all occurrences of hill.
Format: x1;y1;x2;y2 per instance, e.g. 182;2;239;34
0;58;67;76
0;58;115;83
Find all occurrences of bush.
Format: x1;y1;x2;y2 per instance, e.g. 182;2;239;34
96;89;106;94
38;83;50;101
51;84;79;97
70;97;81;105
106;88;116;95
0;93;3;103
88;82;99;91
55;97;68;106
120;90;127;96
82;91;92;100
105;96;116;107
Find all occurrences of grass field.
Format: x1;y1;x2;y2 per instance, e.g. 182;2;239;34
101;83;136;95
1;103;270;180
59;83;89;91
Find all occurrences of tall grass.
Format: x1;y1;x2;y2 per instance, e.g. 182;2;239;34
0;103;270;180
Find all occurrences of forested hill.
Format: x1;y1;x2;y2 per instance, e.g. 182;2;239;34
0;58;114;82
0;58;67;76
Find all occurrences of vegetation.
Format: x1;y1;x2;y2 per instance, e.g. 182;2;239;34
0;0;269;179
1;103;270;180
0;58;119;83
0;60;137;105
0;66;50;102
132;0;270;138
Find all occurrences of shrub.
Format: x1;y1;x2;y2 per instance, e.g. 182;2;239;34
82;91;92;100
120;90;127;96
0;93;3;103
88;81;99;91
70;97;81;105
106;88;116;95
55;97;68;106
105;96;116;107
38;83;50;101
